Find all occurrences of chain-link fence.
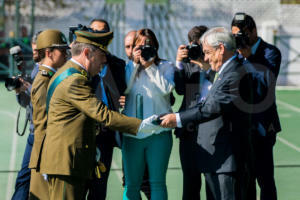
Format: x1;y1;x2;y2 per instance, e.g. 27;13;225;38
2;0;300;85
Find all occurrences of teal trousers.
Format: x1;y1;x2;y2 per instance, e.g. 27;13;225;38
122;131;173;200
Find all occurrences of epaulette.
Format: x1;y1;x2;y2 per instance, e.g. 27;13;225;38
40;70;49;77
40;70;54;77
72;73;85;77
71;70;88;78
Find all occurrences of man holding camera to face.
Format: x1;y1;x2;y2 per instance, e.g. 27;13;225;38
231;13;282;200
10;32;41;200
174;25;214;200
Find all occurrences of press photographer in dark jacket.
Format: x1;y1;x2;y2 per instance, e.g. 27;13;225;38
174;25;214;200
11;32;41;200
231;13;282;200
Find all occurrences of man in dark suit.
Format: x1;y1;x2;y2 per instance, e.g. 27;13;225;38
174;25;215;200
88;19;127;200
231;13;282;200
161;27;253;200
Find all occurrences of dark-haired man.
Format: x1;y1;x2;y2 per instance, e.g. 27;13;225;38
11;32;41;200
90;18;110;32
87;19;128;200
231;13;282;200
174;25;214;200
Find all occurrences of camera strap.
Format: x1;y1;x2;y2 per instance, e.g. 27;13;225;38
16;106;29;136
46;68;81;113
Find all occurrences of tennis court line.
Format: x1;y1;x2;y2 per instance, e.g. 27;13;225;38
276;100;300;153
111;160;123;183
277;137;300;153
277;100;300;113
0;110;18;200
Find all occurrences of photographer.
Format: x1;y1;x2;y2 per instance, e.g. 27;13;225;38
231;13;282;200
122;28;174;200
11;32;41;200
174;25;214;200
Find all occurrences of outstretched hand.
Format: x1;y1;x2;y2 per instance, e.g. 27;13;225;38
160;113;177;128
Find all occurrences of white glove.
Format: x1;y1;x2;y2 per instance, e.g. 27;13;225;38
138;115;168;135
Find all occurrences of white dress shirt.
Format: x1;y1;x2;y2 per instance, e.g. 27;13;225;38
124;60;175;139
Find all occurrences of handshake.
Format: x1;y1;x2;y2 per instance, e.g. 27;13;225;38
138;113;177;137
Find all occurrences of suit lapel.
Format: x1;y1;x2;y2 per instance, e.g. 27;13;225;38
203;58;238;102
252;39;265;63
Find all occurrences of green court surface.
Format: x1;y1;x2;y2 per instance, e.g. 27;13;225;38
1;82;300;200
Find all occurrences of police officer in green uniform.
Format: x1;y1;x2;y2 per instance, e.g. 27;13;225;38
38;30;163;200
29;29;69;200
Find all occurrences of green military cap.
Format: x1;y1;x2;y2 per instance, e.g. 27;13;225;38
36;29;69;50
75;30;113;52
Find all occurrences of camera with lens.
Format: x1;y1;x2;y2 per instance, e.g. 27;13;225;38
138;45;157;61
5;76;23;91
69;24;92;43
183;43;204;63
233;32;250;49
5;46;31;91
232;12;251;49
69;24;108;43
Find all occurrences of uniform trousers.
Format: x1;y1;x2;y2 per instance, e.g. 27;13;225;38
11;133;34;200
29;170;49;200
87;132;114;200
87;130;151;200
122;131;172;200
47;175;88;200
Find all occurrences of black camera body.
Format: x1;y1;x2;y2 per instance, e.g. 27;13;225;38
234;32;250;49
183;43;204;63
232;12;251;49
5;46;31;91
69;24;108;43
138;45;157;61
69;24;95;43
5;76;22;91
5;74;31;91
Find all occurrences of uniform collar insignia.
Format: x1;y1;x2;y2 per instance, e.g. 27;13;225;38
81;70;87;77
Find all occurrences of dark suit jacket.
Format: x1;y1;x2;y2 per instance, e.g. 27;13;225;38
92;54;127;148
174;62;215;139
179;57;252;173
246;39;282;135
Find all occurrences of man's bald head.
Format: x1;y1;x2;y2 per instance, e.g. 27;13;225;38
124;30;136;60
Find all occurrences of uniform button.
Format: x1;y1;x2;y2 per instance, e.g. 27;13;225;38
85;145;88;149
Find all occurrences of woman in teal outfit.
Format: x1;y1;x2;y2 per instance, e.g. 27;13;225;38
122;28;175;200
